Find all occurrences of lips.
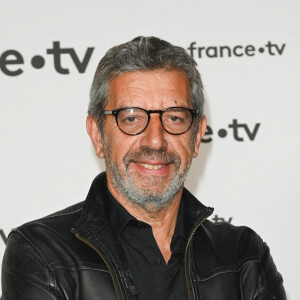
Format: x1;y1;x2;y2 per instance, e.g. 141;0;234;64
136;162;167;170
123;148;181;173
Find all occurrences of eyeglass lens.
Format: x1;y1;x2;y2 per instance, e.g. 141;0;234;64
117;108;193;135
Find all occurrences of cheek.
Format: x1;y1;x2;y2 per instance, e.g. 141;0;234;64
106;134;139;161
169;137;194;164
181;148;193;167
104;123;126;150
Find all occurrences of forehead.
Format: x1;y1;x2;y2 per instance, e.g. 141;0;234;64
107;69;192;109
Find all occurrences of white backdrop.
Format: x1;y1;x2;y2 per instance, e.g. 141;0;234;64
0;0;299;298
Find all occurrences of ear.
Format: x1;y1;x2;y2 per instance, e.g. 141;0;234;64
192;115;207;158
86;115;105;158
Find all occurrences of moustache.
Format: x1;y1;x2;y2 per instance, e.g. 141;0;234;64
123;147;181;166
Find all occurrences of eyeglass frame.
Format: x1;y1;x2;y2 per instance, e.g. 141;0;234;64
103;106;199;136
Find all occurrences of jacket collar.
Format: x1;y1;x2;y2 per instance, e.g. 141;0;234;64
72;172;138;298
73;172;213;242
71;172;213;298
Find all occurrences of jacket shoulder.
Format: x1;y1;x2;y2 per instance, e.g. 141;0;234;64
15;201;84;239
199;220;265;264
5;201;94;270
2;202;85;298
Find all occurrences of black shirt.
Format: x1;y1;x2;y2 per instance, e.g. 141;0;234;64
106;188;193;300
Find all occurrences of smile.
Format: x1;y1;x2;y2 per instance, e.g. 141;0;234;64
136;163;166;170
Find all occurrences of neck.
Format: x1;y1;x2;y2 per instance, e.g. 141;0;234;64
107;180;183;264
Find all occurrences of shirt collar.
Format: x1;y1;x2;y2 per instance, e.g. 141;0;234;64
106;185;190;241
171;198;188;242
106;187;135;236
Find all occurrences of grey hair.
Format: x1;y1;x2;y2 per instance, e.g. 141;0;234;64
88;36;204;139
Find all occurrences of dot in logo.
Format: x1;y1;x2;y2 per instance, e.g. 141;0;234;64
31;55;45;69
218;129;227;138
258;47;264;53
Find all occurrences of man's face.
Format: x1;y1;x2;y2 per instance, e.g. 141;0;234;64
88;69;206;212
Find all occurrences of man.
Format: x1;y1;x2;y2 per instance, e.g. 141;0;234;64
2;37;286;299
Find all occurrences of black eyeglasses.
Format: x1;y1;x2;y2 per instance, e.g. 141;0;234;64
103;107;199;135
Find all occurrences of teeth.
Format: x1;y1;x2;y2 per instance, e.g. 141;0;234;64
137;163;165;170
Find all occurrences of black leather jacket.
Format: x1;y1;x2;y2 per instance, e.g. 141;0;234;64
2;173;286;299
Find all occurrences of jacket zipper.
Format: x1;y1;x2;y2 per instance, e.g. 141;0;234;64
75;233;122;300
184;209;213;300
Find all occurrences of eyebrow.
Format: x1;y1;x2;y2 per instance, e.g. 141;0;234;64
109;106;194;111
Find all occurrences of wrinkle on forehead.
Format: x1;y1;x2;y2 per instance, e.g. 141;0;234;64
107;69;192;110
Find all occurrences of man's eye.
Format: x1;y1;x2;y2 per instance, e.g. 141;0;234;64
126;116;137;123
167;115;184;123
120;115;143;124
170;116;180;122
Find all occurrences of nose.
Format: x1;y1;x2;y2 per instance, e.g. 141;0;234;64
140;114;168;151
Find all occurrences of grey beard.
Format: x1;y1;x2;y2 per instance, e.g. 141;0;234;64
103;145;191;212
